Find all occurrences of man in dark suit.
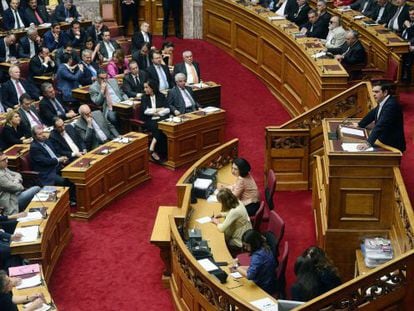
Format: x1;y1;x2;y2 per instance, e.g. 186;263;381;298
132;42;151;71
287;0;310;27
301;10;329;39
356;83;405;152
28;46;56;81
29;124;77;205
63;20;87;49
54;0;79;23
86;16;108;43
99;30;121;61
122;60;147;98
387;0;409;34
173;50;201;84
0;33;18;63
38;82;77;126
79;49;99;86
2;65;40;109
54;42;80;68
120;0;139;36
162;0;181;39
146;50;173;91
167;73;200;116
17;27;41;58
316;0;331;30
328;30;367;67
369;0;396;25
43;23;66;52
2;0;28;30
132;21;153;51
50;117;86;162
401;6;414;82
18;93;44;137
75;104;119;151
350;0;376;17
25;0;50;25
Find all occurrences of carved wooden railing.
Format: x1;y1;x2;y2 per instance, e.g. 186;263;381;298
265;81;375;190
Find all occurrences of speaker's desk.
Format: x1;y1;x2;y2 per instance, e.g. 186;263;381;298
61;132;150;220
158;109;226;169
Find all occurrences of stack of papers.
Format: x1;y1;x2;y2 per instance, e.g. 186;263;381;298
23;302;51;311
17;212;43;223
31;193;49;202
268;16;285;21
312;51;326;59
340;127;365;137
353;15;365;19
14;226;39;243
16;274;42;290
194;178;213;190
196;216;212;224
202;106;221;113
197;258;218;272
341;143;373;152
250;297;278;311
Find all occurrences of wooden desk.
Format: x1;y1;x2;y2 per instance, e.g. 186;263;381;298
10;187;72;283
158;109;226;169
61;132;150;220
3;144;30;172
203;0;348;116
152;139;278;310
0;59;29;73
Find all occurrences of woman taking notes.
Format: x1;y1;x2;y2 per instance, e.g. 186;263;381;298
212;188;252;257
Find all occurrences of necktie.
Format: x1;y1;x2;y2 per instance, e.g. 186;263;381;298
65;8;70;18
182;88;196;108
34;10;44;24
14;10;22;28
28;110;42;125
42;142;58;159
156;65;168;90
15;80;24;98
92;119;108;142
190;65;199;84
134;75;139;86
52;98;66;116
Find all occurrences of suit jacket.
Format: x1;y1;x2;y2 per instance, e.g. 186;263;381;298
43;29;66;52
131;31;153;51
89;79;128;116
167;86;199;114
63;28;87;49
0;124;26;150
173;62;201;83
86;24;109;42
29;140;60;186
2;8;28;30
18;106;43;137
146;64;173;89
54;3;79;22
132;50;151;71
140;93;169;122
24;5;50;25
1;79;40;109
39;95;69;126
0;168;24;215
99;39;121;60
288;3;310;27
28;55;55;80
325;26;347;49
74;110;119;150
79;61;99;86
56;64;82;102
17;36;41;58
0;39;18;62
284;0;298;20
358;96;406;152
49;125;85;160
350;0;376;16
304;19;329;39
387;4;410;32
328;40;367;66
54;48;80;68
122;71;148;97
369;2;396;25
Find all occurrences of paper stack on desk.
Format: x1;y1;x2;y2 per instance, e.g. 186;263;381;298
14;226;39;243
16;274;42;289
362;238;394;268
202;106;220;114
17;212;43;223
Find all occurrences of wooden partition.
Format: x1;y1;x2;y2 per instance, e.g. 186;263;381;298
265;81;375;190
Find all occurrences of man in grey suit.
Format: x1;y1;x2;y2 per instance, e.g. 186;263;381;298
74;104;119;151
167;73;200;116
89;69;128;126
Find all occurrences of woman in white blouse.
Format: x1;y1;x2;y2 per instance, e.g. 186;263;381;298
140;79;170;162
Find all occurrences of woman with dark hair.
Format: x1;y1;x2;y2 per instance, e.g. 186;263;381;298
291;246;342;301
0;110;32;150
223;158;261;216
107;49;129;78
237;229;278;294
212;188;252;256
0;270;45;311
82;36;102;63
140;79;170;162
161;41;174;67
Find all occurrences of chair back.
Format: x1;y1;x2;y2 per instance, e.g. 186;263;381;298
267;210;285;244
252;201;265;231
275;241;289;298
265;169;276;210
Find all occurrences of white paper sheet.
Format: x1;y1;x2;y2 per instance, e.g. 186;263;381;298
14;226;39;243
32;193;49;202
196;216;213;224
230;272;243;279
341;143;373;152
17;212;43;223
194;178;212;190
207;194;218;203
311;51;326;59
250;297;278;311
202;106;221;113
197;259;219;272
23;302;51;311
268;16;285;21
16;274;41;289
340;127;365;137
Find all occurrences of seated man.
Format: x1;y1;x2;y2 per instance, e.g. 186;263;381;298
122;60;148;98
323;16;346;49
0;33;18;63
316;0;331;29
287;0;311;27
349;0;376;17
368;0;396;25
18;28;42;59
43;23;66;52
28;46;56;81
54;42;80;68
75;104;119;151
146;50;173;91
301;9;328;39
79;49;99;86
327;30;367;67
54;0;79;23
387;0;409;34
173;50;201;84
30;125;77;205
2;65;40;110
3;0;28;30
90;69;128;126
25;0;50;25
39;82;77;126
167;73;200;116
86;16;108;43
99;30;121;61
50;117;86;162
63;20;87;49
18;93;44;137
132;21;153;51
0;151;41;216
401;6;414;82
55;53;84;103
355;82;406;152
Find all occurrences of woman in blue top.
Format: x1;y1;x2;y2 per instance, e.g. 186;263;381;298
237;229;278;294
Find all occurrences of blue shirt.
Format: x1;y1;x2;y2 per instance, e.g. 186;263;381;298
247;248;278;294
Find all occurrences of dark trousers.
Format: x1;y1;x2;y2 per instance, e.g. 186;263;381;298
121;2;139;35
162;0;181;36
402;52;414;82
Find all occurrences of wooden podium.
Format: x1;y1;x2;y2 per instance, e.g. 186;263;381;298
313;119;402;280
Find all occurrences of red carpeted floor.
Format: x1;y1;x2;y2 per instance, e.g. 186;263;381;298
49;37;413;310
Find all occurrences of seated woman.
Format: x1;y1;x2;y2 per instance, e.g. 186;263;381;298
212;188;252;257
140;79;170;162
0;110;32;150
222;158;261;216
82;36;102;64
0;270;45;311
161;41;174;67
237;229;278;294
107;49;129;78
291;246;342;301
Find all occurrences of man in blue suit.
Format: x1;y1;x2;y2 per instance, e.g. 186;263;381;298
55;52;84;103
43;23;66;52
17;27;42;58
2;0;28;30
54;0;79;23
30;125;77;205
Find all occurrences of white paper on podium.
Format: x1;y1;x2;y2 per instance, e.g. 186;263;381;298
202;106;220;113
17;212;43;223
197;259;219;272
194;178;212;189
341;143;373;152
268;15;285;21
250;297;278;311
14;226;39;243
340;127;365;137
16;274;41;289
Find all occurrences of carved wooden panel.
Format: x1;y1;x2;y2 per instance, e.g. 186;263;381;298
200;128;221;150
340;189;381;221
89;178;106;206
177;134;198;157
204;11;232;48
261;39;283;83
234;23;258;64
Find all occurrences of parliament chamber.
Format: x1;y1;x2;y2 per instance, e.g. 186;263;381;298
0;0;414;309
